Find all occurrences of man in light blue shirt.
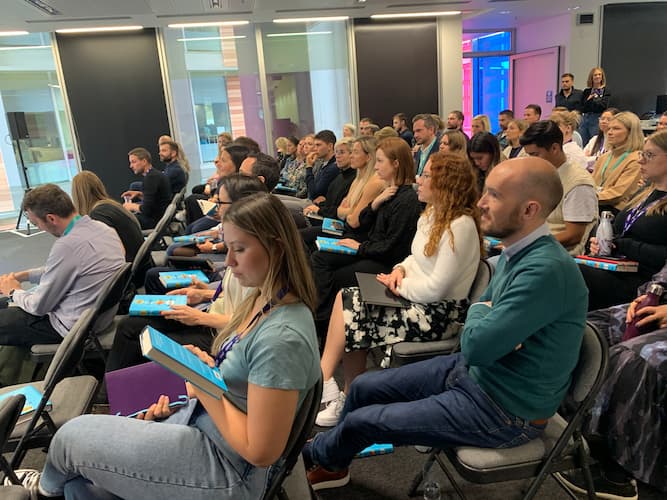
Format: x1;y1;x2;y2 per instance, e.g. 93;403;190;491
0;184;124;383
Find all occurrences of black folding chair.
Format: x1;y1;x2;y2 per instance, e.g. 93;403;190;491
2;308;99;469
262;375;322;500
408;322;608;500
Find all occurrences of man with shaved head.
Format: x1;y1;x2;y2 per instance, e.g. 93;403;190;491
304;156;589;492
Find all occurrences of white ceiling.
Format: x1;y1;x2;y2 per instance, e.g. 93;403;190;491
0;0;659;32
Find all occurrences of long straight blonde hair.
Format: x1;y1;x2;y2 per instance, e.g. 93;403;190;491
346;136;378;208
212;193;316;353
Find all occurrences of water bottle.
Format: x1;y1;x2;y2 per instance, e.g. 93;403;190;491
423;480;442;500
595;211;614;256
622;283;664;341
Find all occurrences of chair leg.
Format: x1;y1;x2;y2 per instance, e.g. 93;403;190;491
578;446;597;500
407;450;437;497
434;453;467;500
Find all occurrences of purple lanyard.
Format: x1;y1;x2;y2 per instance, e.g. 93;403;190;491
214;286;289;367
622;190;667;236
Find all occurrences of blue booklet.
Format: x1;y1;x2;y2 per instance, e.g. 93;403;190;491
316;236;357;256
129;295;187;316
172;235;210;244
322;218;345;237
158;270;210;289
274;183;297;193
0;385;52;424
140;325;228;399
355;443;394;458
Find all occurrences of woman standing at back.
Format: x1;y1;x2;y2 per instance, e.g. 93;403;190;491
580;67;611;145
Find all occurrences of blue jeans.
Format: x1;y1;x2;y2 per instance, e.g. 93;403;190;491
580;112;601;146
309;353;546;471
40;408;270;499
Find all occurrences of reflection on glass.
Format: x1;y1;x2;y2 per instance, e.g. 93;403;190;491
462;31;511;135
261;21;353;143
0;33;77;227
162;24;266;183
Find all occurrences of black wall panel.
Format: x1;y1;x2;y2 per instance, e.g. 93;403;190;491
601;3;667;115
56;29;170;199
354;19;439;129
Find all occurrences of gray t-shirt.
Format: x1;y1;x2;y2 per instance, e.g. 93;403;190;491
220;302;320;413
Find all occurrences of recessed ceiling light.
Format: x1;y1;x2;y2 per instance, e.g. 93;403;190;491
567;5;581;10
0;31;30;36
371;11;461;19
168;21;249;28
273;16;349;23
0;45;50;51
56;26;143;34
266;31;332;38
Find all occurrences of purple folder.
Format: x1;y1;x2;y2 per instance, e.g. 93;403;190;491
105;361;188;417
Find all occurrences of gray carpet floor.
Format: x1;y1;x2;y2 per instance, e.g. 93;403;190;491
0;230;53;276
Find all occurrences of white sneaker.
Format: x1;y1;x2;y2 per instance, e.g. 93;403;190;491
316;391;345;427
321;378;340;405
3;469;41;500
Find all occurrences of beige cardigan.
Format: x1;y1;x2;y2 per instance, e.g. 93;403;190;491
592;150;641;211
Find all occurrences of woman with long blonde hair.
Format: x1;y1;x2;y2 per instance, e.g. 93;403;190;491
580;66;611;145
71;171;144;271
337;136;385;228
38;193;320;499
316;152;483;427
592;111;644;213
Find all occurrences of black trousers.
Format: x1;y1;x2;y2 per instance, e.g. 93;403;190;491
0;307;62;347
310;250;390;323
106;315;214;372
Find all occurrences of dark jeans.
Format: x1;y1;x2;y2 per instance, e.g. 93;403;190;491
105;316;214;372
0;307;62;347
134;212;157;230
310;250;389;321
579;264;647;311
184;193;208;225
580;112;601;146
186;216;219;235
310;353;546;471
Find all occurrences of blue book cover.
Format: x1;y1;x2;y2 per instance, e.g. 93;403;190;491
322;218;345;236
316;236;357;256
129;295;187;316
275;183;297;193
574;256;638;272
355;443;394;458
140;326;228;399
158;270;210;289
172;235;210;244
0;385;52;423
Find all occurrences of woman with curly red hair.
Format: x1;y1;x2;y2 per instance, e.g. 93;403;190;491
316;152;483;426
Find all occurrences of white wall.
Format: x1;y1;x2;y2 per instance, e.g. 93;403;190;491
516;11;600;91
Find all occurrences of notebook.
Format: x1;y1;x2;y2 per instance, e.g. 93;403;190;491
158;270;210;289
574;255;638;272
355;272;411;308
105;362;188;417
128;295;187;316
316;237;357;256
321;218;345;236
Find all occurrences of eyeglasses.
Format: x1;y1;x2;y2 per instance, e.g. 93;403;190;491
638;150;666;161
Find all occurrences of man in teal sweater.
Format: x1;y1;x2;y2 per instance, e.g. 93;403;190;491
304;157;589;491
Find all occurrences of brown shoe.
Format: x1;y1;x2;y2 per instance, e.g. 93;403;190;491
307;465;350;491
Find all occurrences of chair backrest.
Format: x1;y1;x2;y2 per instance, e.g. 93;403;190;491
262;375;323;500
0;395;25;483
153;202;177;240
131;230;160;278
92;262;133;333
42;308;97;392
569;322;609;405
468;259;493;303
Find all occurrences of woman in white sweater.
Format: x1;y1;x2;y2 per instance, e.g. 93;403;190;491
316;153;483;426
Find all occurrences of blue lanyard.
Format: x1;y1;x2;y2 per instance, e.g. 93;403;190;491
214;286;288;367
599;151;629;185
621;190;667;236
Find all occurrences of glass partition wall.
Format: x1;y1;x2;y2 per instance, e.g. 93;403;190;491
0;33;76;229
162;20;354;184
